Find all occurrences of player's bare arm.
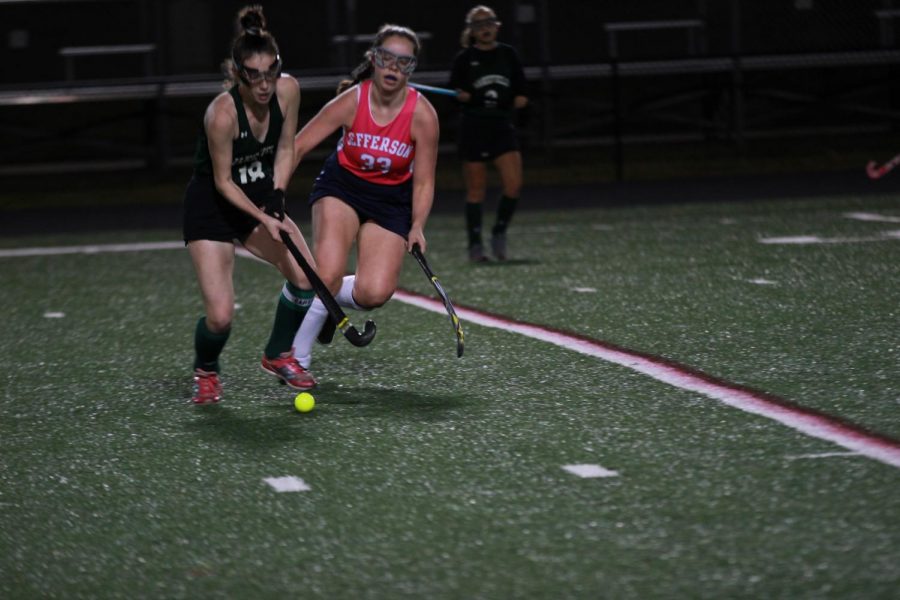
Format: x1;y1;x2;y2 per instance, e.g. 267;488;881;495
291;87;358;173
272;75;300;190
408;95;439;253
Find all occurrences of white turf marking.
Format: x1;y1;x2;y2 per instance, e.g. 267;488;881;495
393;290;900;470
572;287;598;293
786;451;861;461
236;247;265;262
843;211;900;223
563;464;620;478
263;476;311;492
759;232;900;245
8;241;899;470
43;311;65;318
0;241;183;258
759;235;823;245
747;278;778;285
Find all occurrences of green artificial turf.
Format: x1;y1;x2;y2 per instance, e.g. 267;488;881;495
1;192;898;598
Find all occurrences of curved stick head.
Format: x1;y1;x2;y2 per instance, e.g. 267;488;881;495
866;161;882;180
344;320;377;347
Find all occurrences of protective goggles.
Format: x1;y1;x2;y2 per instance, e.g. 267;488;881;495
234;54;282;84
469;17;500;30
371;47;417;75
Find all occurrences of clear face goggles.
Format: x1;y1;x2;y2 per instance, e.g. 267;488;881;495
371;46;417;75
234;54;282;85
469;17;500;31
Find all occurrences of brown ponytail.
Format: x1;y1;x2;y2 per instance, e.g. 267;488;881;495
221;5;281;88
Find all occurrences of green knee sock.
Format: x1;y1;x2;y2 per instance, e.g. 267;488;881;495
193;317;230;372
265;282;314;359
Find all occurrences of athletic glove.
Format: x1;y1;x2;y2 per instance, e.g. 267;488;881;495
264;188;286;221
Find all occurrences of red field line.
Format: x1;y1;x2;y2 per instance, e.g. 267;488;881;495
395;289;900;470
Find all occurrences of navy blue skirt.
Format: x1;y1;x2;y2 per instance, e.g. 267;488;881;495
309;152;413;238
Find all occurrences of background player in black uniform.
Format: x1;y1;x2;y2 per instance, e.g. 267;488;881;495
182;5;317;404
449;5;528;261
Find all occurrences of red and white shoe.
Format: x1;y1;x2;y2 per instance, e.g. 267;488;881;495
192;369;222;404
261;350;317;390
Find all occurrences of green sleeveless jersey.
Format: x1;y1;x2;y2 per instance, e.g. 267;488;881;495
193;85;284;190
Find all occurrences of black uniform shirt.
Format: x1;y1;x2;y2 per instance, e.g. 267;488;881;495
449;43;526;119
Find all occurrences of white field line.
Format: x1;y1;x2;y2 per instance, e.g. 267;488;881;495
394;289;900;470
759;231;900;245
7;241;899;469
843;212;900;223
236;247;263;262
0;241;184;258
785;451;861;460
0;241;261;262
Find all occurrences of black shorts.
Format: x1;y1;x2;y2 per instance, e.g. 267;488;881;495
309;153;413;238
183;175;272;243
458;115;520;162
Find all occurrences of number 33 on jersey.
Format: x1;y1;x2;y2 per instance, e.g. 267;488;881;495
337;80;419;185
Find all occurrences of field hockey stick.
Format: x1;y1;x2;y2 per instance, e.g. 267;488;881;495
279;231;376;347
410;244;464;358
866;153;900;179
409;82;459;97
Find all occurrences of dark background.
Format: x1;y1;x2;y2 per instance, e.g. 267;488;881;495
3;0;897;78
1;0;898;197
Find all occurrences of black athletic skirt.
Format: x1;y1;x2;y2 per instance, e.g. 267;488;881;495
183;175;272;243
458;115;519;162
309;152;413;238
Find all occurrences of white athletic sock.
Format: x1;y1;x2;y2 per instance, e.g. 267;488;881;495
292;297;328;369
336;275;363;310
292;276;362;368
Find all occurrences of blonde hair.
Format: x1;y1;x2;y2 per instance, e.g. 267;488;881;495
459;5;498;47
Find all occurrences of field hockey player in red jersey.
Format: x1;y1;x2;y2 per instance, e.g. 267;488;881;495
288;24;440;374
182;5;318;404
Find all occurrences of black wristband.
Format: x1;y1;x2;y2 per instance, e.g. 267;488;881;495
264;188;286;221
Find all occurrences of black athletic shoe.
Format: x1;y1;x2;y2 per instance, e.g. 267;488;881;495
468;243;489;263
491;233;507;261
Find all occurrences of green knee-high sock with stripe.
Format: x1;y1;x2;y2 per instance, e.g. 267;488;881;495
193;317;230;372
265;281;315;359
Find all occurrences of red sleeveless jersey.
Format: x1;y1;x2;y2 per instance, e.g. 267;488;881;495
337;80;419;185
